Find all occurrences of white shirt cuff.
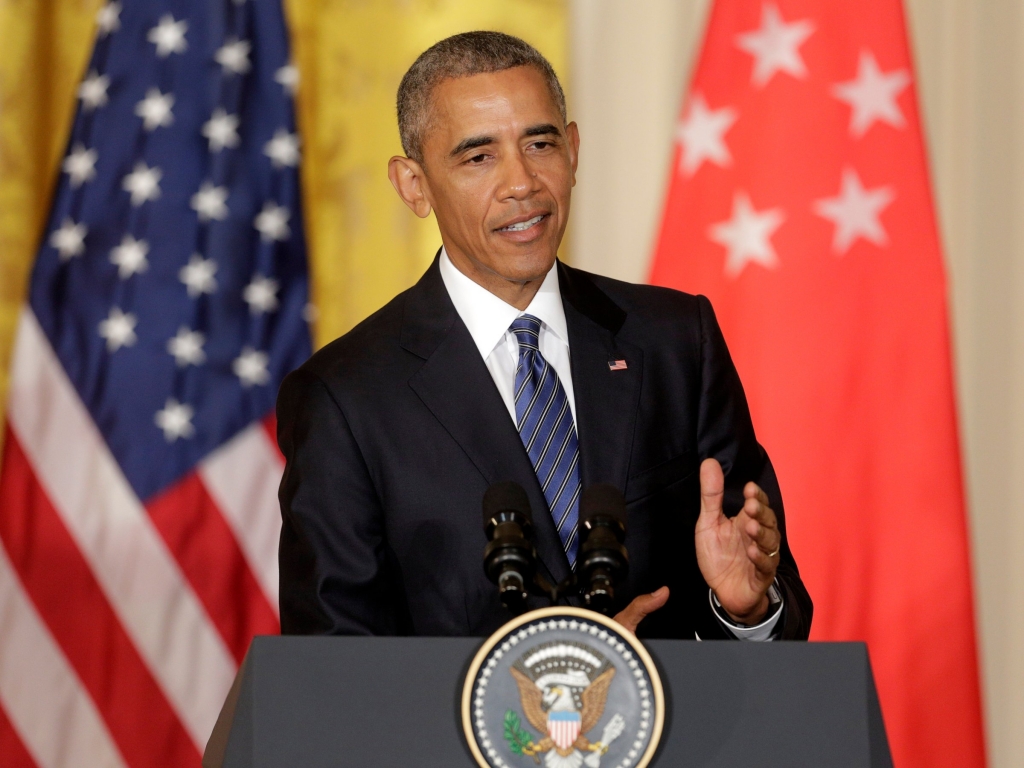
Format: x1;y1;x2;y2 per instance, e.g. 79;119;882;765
708;582;784;641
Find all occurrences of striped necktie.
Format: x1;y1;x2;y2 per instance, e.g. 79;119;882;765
509;314;581;568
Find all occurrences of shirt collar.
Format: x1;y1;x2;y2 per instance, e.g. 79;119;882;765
438;247;569;359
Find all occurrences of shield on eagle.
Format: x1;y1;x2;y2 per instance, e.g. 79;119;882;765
547;710;582;751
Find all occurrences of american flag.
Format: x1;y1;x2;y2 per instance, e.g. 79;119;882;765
0;2;310;766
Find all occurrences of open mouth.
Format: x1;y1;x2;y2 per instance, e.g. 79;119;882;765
497;214;547;233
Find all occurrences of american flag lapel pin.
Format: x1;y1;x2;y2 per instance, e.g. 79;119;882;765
608;359;628;371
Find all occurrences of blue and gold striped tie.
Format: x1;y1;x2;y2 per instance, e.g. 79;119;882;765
510;314;581;568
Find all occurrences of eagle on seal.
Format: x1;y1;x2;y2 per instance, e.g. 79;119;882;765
510;665;618;768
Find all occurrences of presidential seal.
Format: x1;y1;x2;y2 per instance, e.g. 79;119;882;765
462;607;665;768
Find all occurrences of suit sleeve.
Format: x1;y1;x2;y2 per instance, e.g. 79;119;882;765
695;294;813;640
276;367;411;635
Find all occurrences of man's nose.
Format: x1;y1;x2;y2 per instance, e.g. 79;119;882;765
497;150;540;200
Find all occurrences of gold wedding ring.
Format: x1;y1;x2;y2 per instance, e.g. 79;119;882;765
767;547;780;558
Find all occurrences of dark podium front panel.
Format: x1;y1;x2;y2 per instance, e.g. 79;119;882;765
204;636;891;768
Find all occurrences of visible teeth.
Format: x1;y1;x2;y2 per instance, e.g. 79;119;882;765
501;215;544;232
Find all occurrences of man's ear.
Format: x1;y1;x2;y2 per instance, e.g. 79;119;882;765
388;156;433;218
565;121;580;187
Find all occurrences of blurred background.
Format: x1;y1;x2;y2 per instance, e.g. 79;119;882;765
0;1;1020;767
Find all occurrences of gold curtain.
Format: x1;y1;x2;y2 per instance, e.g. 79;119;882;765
0;0;104;443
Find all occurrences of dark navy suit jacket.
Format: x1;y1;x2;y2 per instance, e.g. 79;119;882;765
276;256;812;640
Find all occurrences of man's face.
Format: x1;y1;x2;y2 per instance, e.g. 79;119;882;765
417;66;578;285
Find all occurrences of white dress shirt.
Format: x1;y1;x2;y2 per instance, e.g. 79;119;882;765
438;248;782;640
438;247;574;423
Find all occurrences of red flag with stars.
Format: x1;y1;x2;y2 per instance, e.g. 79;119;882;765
650;2;986;766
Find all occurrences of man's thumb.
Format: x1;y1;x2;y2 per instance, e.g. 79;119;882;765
613;587;670;635
699;458;725;523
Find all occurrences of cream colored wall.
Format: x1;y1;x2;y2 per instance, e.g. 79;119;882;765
568;0;701;283
568;1;1024;766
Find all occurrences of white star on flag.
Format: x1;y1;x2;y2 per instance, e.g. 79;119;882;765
190;182;229;221
215;38;252;75
254;202;291;241
243;275;279;314
49;218;88;260
96;2;121;37
813;167;895;254
148;15;188;58
135;89;175;131
735;3;815;88
676;93;737;177
122;162;162;206
708;191;785;277
154;398;195;441
264;129;300;168
63;144;98;188
109;234;150;279
232;347;270;387
98;307;138;352
275;64;299;95
167;327;206;367
831;50;911;138
78;71;110;111
202;108;241;152
179;254;218;296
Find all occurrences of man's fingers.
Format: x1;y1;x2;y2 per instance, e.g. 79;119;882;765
612;586;669;635
744;517;781;554
742;495;778;530
744;481;770;507
698;459;725;524
747;543;779;577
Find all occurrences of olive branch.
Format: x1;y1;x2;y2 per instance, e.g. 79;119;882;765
503;710;539;763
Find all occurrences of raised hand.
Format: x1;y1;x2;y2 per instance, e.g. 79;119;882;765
694;458;779;624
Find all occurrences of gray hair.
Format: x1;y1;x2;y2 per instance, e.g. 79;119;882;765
397;31;567;163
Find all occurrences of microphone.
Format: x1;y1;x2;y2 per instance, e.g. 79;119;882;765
482;481;537;613
577;484;629;614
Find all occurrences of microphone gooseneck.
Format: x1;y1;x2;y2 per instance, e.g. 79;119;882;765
481;482;631;615
577;484;629;614
482;481;536;613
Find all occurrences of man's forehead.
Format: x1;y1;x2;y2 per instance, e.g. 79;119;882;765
428;67;562;140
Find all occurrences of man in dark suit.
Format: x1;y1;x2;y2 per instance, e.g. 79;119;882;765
277;32;812;640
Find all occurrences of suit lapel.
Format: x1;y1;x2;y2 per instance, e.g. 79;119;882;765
402;257;571;585
559;263;643;495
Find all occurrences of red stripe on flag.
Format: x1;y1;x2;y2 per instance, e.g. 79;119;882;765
146;472;279;663
0;428;201;767
262;413;283;463
0;702;39;768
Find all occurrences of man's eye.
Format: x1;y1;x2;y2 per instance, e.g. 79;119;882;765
467;154;488;164
531;141;552;150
